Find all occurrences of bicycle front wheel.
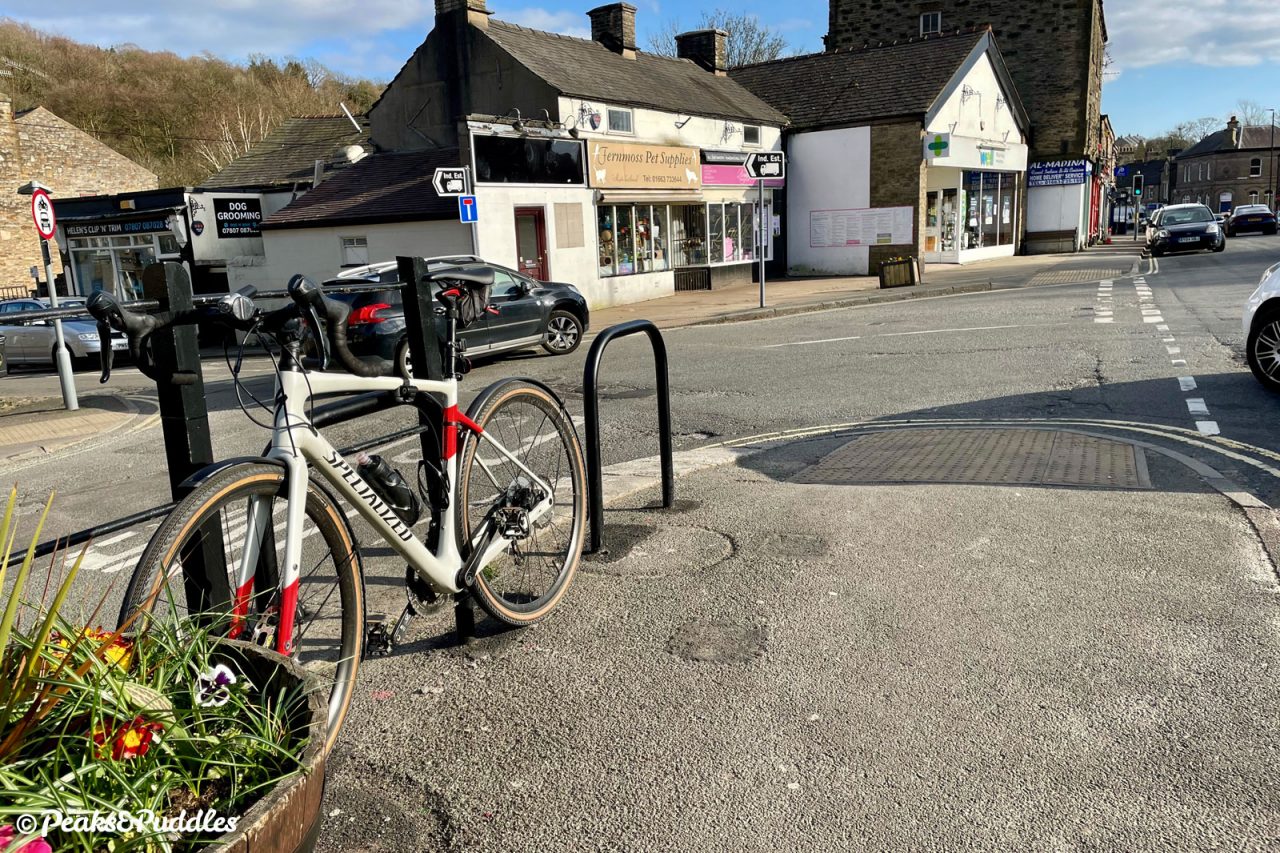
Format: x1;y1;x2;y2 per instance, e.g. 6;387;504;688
457;380;587;626
120;462;365;753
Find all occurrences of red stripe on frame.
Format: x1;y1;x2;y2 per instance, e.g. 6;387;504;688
228;576;255;640
276;578;299;656
444;405;484;459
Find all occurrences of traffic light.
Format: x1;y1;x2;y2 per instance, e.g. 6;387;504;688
1133;174;1144;198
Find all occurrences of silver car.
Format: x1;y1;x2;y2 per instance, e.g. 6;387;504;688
0;297;127;374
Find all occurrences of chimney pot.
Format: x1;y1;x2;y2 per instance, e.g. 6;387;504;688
588;3;637;59
676;28;728;75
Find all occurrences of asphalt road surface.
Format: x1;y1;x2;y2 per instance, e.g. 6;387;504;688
3;233;1280;849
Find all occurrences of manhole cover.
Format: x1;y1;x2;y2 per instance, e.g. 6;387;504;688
795;429;1150;489
668;619;767;663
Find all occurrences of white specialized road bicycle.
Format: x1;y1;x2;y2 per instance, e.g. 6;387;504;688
88;268;587;751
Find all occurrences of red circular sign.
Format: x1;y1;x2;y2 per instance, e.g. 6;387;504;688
31;189;56;240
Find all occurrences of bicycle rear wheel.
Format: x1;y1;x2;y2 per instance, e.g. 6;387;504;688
457;380;587;626
120;462;365;752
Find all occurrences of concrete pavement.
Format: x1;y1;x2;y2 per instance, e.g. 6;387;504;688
316;429;1280;851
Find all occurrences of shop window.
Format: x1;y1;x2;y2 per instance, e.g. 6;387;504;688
739;203;756;260
743;125;761;146
607;108;633;134
1250;158;1263;177
920;11;942;35
708;205;725;263
340;236;368;267
474;135;586;184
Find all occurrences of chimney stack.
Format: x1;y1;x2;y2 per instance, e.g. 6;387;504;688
1227;115;1240;147
676;29;728;75
588;3;637;59
436;0;490;28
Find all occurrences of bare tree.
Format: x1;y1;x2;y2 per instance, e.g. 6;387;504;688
647;9;789;68
1171;116;1222;145
193;103;276;173
1234;99;1268;127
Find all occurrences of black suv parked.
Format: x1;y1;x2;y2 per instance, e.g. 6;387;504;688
325;257;589;376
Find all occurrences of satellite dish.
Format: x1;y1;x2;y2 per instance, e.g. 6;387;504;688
344;145;367;164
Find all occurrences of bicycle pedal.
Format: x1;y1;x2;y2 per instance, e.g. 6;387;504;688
365;617;395;658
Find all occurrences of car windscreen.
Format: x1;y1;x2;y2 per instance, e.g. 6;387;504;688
1162;208;1213;225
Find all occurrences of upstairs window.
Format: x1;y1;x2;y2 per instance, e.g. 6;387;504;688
1250;158;1263;177
743;125;761;146
920;11;942;35
607;108;634;135
340;236;368;267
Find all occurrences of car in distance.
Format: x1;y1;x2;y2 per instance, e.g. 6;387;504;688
1146;204;1225;256
1243;260;1280;390
1226;204;1278;237
0;297;126;374
325;257;590;376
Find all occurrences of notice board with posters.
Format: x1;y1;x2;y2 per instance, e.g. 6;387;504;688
212;197;263;238
809;206;914;248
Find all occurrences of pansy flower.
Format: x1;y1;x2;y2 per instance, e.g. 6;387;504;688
0;825;53;853
195;663;238;708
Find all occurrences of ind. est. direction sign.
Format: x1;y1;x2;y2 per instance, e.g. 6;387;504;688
744;151;785;180
433;167;468;197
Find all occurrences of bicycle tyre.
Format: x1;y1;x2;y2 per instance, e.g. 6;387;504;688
457;380;587;626
119;462;365;753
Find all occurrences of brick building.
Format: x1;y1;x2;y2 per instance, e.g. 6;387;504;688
1173;117;1280;213
824;0;1107;253
0;93;156;295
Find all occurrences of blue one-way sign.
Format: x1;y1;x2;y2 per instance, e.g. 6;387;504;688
458;195;478;223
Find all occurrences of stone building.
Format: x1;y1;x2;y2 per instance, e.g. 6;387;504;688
1173;117;1280;213
824;0;1107;253
0;94;157;296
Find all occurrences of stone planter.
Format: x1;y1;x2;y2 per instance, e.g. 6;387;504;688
203;640;328;853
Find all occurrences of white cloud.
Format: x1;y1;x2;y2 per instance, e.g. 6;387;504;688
21;1;435;62
1108;0;1280;70
500;7;591;38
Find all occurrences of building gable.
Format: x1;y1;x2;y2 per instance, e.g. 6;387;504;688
14;106;156;195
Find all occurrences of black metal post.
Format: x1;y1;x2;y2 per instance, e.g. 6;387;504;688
143;262;229;613
583;320;674;555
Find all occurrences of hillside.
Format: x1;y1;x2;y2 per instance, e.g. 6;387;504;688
0;20;383;186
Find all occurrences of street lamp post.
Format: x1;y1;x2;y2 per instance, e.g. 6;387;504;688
1270;108;1278;214
18;180;78;411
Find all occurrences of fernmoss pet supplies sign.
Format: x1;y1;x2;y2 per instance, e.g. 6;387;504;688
212;197;263;238
589;142;702;189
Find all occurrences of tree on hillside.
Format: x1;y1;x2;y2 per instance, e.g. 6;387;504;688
0;21;383;186
646;10;789;68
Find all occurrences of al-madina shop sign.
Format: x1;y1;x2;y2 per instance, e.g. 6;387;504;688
588;141;702;189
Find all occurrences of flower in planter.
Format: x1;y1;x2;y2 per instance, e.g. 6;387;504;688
84;627;133;670
0;825;53;853
195;663;238;708
92;715;164;761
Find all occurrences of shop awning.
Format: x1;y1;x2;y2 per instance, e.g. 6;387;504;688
594;190;705;205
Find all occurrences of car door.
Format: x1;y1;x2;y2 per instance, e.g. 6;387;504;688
485;268;544;350
0;302;26;363
7;301;46;363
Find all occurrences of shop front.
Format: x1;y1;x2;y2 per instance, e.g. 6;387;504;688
923;133;1028;264
54;188;292;297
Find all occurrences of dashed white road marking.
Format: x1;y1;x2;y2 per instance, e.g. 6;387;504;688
1171;358;1187;366
1197;421;1221;436
1144;316;1165;324
1157;324;1170;332
1187;398;1210;416
1166;346;1181;355
1179;377;1198;392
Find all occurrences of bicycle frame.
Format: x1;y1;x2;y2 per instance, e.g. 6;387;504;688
232;366;556;655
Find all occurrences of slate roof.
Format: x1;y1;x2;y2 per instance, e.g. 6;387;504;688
730;30;990;132
1176;125;1280;159
481;20;787;126
263;149;459;229
204;115;372;189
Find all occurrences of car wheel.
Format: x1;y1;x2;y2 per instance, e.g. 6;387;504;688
1214;239;1226;253
1267;226;1278;236
1247;305;1280;391
541;310;583;355
394;338;412;379
0;347;8;377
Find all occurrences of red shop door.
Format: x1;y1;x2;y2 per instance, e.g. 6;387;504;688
514;207;549;280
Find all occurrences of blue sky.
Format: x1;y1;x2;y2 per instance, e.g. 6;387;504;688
8;0;1280;138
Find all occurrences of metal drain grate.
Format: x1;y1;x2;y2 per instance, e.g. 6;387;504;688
796;429;1151;489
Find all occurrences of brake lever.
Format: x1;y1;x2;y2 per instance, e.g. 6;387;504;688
96;320;114;384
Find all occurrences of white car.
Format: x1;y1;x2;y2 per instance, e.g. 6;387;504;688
1242;259;1280;389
